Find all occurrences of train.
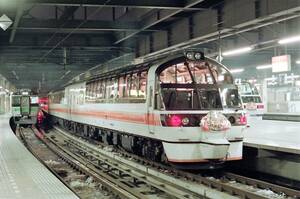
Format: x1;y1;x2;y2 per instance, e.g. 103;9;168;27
11;91;39;126
47;51;247;168
236;81;264;115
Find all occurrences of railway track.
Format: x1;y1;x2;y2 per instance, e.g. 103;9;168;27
44;128;224;199
17;127;117;198
47;126;300;199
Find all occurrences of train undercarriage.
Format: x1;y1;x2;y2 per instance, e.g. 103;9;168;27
50;115;166;163
47;115;227;169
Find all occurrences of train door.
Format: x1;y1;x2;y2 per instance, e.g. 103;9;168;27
20;96;30;116
147;66;157;135
65;87;72;121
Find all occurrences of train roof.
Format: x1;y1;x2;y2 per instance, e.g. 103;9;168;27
50;51;231;94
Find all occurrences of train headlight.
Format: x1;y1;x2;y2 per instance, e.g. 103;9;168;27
194;52;203;60
186;52;194;60
200;111;231;132
169;115;182;127
181;117;189;125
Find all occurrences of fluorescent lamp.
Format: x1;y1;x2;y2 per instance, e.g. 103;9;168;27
0;14;13;31
222;46;253;56
265;77;276;81
256;64;272;70
278;35;300;44
230;68;244;73
286;75;300;79
296;60;300;64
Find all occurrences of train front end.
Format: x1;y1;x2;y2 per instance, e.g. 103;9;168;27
151;52;246;168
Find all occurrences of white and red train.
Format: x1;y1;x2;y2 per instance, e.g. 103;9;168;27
237;81;264;115
47;52;247;168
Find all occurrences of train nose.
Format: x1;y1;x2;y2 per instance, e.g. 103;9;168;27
200;111;231;132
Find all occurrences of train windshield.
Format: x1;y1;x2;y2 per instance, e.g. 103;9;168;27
241;96;262;103
157;58;241;110
12;96;21;106
238;82;259;95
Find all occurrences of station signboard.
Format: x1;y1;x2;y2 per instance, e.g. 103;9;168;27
272;55;291;73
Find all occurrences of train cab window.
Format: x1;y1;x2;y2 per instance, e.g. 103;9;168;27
159;62;216;85
222;88;241;108
157;58;230;110
241;96;262;103
12;96;21;106
238;83;253;95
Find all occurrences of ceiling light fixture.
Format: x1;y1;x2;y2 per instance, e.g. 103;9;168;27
296;60;300;64
222;46;253;56
278;35;300;44
256;64;272;70
0;14;12;31
230;68;244;73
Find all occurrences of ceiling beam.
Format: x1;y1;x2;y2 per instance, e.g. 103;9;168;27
14;18;159;33
26;0;205;10
59;6;78;22
0;33;115;47
114;0;206;44
9;1;24;43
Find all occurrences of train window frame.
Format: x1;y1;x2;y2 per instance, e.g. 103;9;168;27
155;57;235;111
84;68;148;104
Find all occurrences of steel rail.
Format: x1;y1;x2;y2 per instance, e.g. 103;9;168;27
49;131;211;199
53;126;300;199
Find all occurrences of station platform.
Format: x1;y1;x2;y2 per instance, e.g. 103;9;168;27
0;114;79;199
262;112;300;122
244;116;300;155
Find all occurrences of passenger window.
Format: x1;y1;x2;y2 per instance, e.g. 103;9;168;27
139;71;147;98
100;80;106;99
159;62;214;84
125;74;131;97
130;73;138;97
118;76;126;98
160;65;176;83
91;81;96;100
106;79;113;99
96;80;101;100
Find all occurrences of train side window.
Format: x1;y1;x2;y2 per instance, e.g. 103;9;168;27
92;81;97;99
106;79;115;99
160;65;176;83
118;76;125;98
139;71;147;98
125;74;131;97
85;83;90;101
130;73;138;97
89;81;95;102
96;80;101;101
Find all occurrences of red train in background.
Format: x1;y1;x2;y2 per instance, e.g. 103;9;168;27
37;97;49;126
38;97;49;112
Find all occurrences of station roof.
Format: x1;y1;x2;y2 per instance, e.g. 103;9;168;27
1;0;300;94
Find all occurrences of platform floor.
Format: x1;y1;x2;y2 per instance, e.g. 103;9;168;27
244;116;300;154
0;115;79;199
